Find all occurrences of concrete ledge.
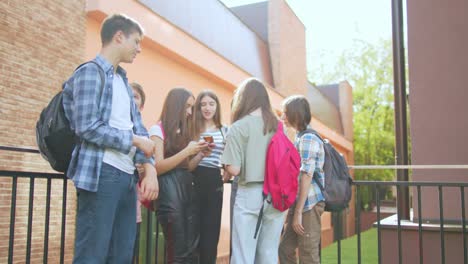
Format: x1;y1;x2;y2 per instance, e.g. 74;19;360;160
375;213;466;233
378;213;467;264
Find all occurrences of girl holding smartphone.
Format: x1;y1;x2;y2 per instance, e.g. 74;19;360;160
149;88;210;264
192;90;229;264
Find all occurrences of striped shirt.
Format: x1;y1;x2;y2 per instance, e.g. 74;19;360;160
295;130;325;212
198;126;228;168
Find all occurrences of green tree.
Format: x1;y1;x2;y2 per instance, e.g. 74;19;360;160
311;39;397;209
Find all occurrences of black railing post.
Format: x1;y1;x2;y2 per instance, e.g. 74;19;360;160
153;217;159;264
376;185;382;264
26;177;35;264
396;186;402;264
154;218;160;264
146;208;153;264
8;176;18;264
60;178;68;264
391;0;410;221
134;224;140;264
461;187;467;264
355;186;362;264
438;186;445;264
43;178;52;263
336;211;342;264
163;231;167;264
417;185;423;264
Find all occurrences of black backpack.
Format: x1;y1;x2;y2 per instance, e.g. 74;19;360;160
36;61;104;172
299;129;353;212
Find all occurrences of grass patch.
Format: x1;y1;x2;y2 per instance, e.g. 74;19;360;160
321;228;378;264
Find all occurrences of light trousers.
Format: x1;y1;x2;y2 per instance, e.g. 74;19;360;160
231;183;286;264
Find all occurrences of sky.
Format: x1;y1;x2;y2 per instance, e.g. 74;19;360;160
220;0;397;83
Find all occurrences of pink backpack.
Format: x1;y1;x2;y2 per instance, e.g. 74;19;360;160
254;122;301;238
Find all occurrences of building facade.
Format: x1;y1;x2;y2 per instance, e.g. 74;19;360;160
0;0;354;262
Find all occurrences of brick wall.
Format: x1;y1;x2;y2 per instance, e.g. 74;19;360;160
268;0;307;96
0;0;86;262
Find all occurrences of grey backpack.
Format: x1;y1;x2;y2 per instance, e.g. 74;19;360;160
299;129;353;212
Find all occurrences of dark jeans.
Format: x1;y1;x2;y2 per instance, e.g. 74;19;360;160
157;168;199;264
193;166;224;264
74;163;137;264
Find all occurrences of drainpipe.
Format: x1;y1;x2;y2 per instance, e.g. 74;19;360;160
391;0;410;220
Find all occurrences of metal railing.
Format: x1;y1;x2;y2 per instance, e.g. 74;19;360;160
348;181;468;264
1;146;468;264
0;145;167;264
0;146;69;264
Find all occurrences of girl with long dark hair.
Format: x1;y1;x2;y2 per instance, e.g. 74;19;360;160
148;87;210;263
192;90;229;264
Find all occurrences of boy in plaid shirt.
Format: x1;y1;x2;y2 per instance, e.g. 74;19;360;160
279;95;325;264
63;14;158;263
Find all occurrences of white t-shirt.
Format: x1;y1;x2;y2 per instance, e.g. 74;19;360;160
149;123;165;140
102;74;136;174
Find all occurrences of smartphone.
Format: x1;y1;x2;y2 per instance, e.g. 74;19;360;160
203;135;214;143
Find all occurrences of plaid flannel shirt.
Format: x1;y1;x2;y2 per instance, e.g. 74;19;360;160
295;130;325;212
62;55;154;192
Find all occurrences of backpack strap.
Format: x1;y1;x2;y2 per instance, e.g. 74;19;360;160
75;61;105;82
66;61;105;145
278;121;284;133
254;193;268;239
298;128;323;142
298;128;326;192
219;125;227;144
74;61;106;102
313;172;325;192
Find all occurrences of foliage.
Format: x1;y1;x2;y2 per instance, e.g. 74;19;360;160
311;39;398;209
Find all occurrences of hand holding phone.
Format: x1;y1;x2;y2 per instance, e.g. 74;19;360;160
203;136;214;143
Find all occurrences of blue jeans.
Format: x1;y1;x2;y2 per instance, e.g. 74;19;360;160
73;163;137;264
